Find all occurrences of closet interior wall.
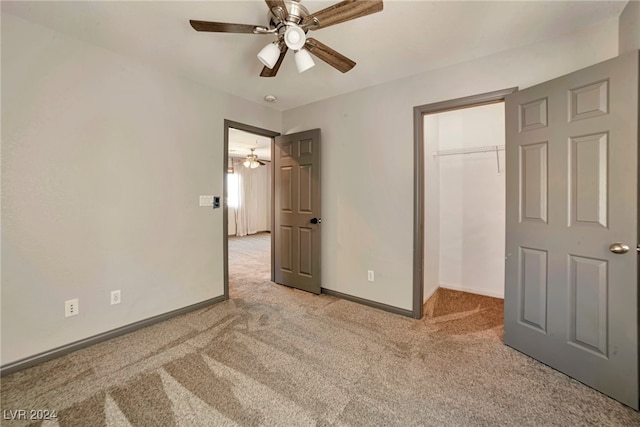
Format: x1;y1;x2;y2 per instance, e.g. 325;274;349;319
424;102;506;300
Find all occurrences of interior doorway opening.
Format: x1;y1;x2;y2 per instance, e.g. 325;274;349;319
423;102;506;306
223;120;279;299
412;88;516;318
227;128;272;239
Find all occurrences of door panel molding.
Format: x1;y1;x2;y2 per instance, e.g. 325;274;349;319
568;255;608;357
569;79;609;122
519;141;549;223
519;247;548;332
519;98;548;132
568;132;608;228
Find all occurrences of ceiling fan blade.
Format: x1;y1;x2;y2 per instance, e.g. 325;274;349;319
189;20;267;34
260;46;288;77
265;0;289;21
301;0;383;30
304;38;356;73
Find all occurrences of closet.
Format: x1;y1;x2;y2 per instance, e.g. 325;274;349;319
423;102;505;301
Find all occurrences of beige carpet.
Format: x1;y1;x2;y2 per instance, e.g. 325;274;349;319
1;233;639;426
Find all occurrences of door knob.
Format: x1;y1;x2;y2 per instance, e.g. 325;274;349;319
609;243;630;254
310;217;322;224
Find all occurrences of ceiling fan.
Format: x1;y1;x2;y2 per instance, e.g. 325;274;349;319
190;0;383;77
243;148;266;169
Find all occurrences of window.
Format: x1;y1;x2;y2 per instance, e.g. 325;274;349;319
227;173;239;208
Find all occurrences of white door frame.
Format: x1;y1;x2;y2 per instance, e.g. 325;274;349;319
412;88;517;319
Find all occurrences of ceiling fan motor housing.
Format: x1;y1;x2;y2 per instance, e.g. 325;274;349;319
268;0;309;25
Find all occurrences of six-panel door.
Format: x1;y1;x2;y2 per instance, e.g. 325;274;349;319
504;51;639;409
274;129;321;294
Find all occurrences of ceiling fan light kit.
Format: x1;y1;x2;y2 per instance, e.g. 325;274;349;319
243;148;266;169
284;26;306;50
190;0;383;78
243;159;261;169
257;42;281;68
294;49;315;73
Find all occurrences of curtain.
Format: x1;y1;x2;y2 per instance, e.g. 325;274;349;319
234;164;263;237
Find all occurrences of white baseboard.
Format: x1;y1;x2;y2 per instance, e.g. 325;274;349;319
423;285;440;303
439;283;504;299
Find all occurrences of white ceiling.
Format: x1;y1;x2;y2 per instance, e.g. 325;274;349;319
228;128;273;161
2;1;627;112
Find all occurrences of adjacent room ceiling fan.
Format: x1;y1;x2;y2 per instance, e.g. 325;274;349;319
190;0;383;77
243;148;266;169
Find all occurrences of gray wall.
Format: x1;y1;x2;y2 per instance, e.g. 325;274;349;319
1;14;280;365
619;0;640;54
282;18;619;311
3;5;637;365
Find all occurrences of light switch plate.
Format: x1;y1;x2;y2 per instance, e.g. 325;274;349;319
199;195;214;207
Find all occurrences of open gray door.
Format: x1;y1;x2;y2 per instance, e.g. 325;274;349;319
273;129;321;294
505;51;639;409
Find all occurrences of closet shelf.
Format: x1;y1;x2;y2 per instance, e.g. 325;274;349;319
433;145;505;157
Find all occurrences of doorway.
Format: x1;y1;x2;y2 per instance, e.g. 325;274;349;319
423;101;506;305
412;88;516;318
223;120;279;299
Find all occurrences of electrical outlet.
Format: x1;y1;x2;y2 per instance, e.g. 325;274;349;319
368;270;375;282
65;299;79;317
111;290;121;305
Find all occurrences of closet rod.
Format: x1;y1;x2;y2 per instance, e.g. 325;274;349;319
433;145;505;175
432;145;505;157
